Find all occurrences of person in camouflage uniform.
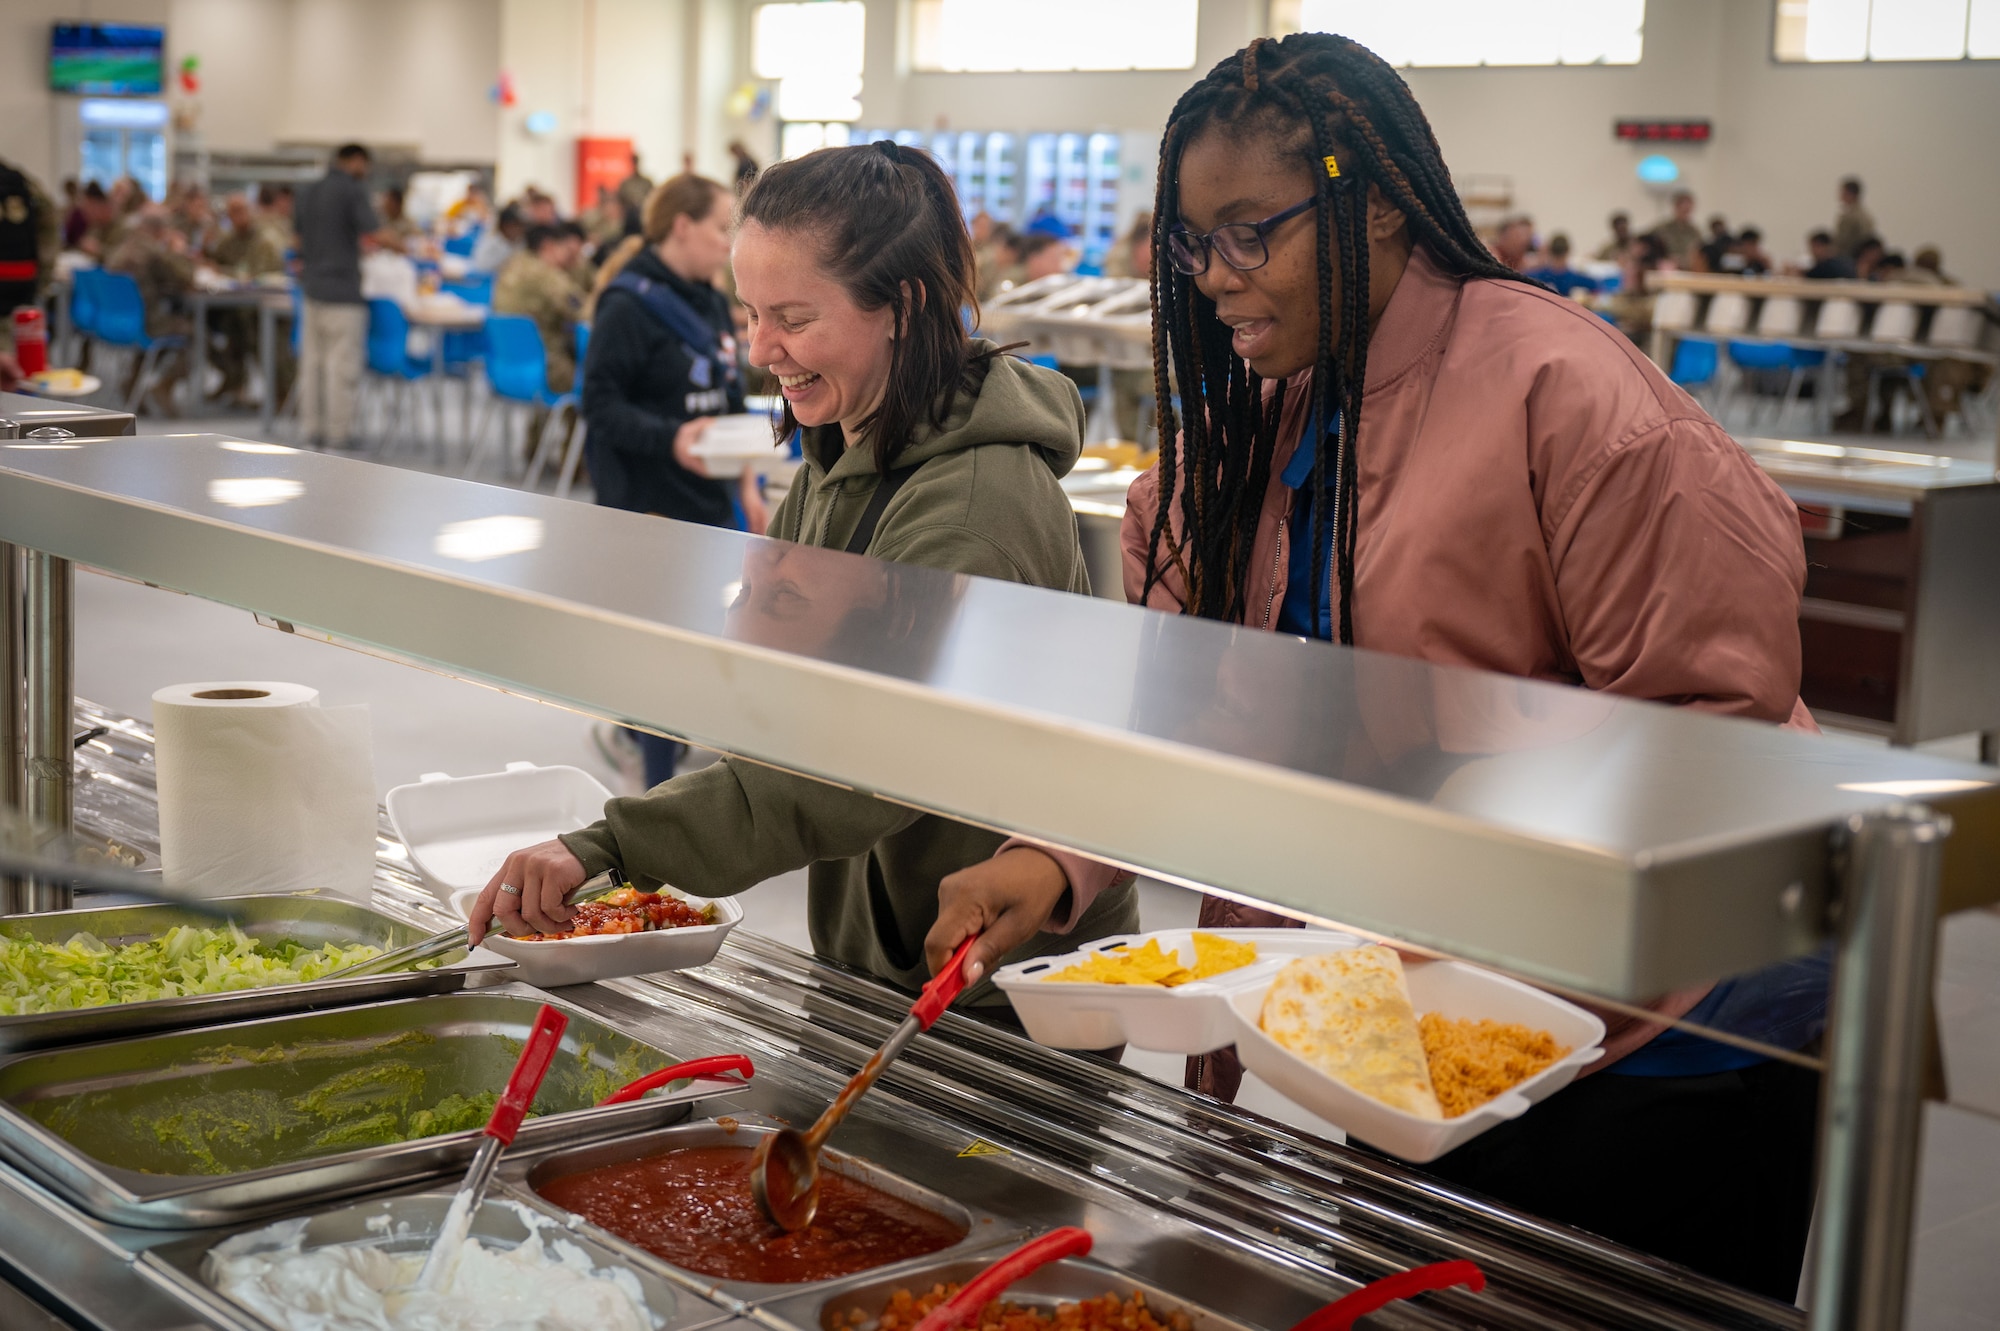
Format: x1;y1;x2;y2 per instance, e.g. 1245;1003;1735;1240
105;209;196;413
494;223;584;392
206;194;291;404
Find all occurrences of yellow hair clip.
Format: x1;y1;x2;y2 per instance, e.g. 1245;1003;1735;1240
1323;155;1342;179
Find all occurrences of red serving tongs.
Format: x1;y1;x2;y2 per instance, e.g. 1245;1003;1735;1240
1288;1261;1486;1331
598;1054;756;1106
910;1228;1095;1331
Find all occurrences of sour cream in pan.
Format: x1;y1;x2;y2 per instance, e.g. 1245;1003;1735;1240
205;1203;656;1331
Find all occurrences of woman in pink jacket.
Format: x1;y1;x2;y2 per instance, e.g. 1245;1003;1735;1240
928;33;1821;1300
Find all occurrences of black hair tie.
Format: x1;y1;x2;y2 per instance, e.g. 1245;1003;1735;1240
876;139;902;165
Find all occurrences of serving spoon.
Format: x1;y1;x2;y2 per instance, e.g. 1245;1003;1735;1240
750;935;979;1232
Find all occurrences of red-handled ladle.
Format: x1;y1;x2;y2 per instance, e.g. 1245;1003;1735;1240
910;1228;1094;1331
751;936;981;1232
1288;1260;1486;1331
413;1003;570;1291
599;1054;755;1106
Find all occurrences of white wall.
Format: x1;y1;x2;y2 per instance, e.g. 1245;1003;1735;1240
499;0;687;212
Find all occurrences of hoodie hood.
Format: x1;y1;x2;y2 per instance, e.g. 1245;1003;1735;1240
801;339;1084;485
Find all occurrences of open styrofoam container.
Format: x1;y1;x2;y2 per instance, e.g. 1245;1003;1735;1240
1229;958;1606;1163
387;762;741;988
387;762;617;906
992;928;1361;1054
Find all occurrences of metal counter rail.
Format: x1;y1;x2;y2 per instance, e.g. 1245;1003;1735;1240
0;702;1797;1330
2;439;1994;1330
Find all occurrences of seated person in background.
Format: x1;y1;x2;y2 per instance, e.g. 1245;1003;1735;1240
494;222;585;393
1871;252;1908;283
256;184;297;259
70;182;111;255
469;204;525;274
1607;234;1667;345
976;225;1023;300
1594;210;1631;262
1801;230;1856;280
1852;236;1886;282
579;185;625;248
207;193;291;405
379;186;425;245
1488;213;1533;270
1648;190;1703;269
1698;215;1737;272
1733;227;1772;275
1908;245;1952;285
1523;233;1596;297
559;220;597;291
1103;212;1153;278
105;208;197;413
1017;232;1075;282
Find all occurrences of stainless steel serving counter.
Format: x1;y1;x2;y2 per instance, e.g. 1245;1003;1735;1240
0;701;1807;1331
2;434;1993;1329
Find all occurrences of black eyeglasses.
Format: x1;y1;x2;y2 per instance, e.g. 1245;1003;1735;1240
1167;195;1320;275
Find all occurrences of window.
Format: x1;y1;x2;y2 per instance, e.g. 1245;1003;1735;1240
1774;0;2000;61
755;2;865;130
1274;0;1644;66
910;0;1198;73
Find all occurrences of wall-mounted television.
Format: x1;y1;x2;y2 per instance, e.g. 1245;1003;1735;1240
50;23;166;97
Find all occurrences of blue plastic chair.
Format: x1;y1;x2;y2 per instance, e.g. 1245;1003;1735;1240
523;322;590;494
443;225;481;258
1668;336;1718;390
470;314;577;479
68;269;101;346
92;270;188;413
1725;340;1826;430
363;298;436;448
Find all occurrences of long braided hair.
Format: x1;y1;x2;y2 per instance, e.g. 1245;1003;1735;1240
1144;33;1526;636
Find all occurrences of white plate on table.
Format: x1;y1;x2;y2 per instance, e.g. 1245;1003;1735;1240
993;928;1361;1054
1228;958;1605;1162
21;370;102;399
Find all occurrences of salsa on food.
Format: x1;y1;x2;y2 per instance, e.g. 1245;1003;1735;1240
534;1144;965;1282
522;887;714;940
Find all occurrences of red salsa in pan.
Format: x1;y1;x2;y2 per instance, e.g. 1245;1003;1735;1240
535;1144;966;1283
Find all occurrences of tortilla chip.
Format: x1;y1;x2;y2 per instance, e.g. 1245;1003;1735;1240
1044;933;1257;988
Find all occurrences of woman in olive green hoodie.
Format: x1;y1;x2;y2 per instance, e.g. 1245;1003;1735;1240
471;141;1139;1003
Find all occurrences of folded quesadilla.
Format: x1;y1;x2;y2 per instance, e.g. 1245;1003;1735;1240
1260;946;1444;1120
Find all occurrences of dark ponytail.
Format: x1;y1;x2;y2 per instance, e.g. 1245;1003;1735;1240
739;142;981;474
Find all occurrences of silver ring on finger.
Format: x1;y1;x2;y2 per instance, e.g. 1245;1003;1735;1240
499;883;521;896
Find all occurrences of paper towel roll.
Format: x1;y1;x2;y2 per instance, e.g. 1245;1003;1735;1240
153;682;378;901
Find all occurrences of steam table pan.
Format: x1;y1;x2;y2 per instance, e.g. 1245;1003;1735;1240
0;988;747;1228
0;893;512;1054
505;1117;1023;1305
135;1186;731;1330
774;1254;1253;1331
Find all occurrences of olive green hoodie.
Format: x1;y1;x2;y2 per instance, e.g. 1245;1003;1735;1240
561;344;1140;999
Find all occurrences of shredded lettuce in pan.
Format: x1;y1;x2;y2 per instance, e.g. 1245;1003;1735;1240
0;926;384;1015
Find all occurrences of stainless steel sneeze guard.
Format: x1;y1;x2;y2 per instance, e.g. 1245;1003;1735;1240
1;434;1995;999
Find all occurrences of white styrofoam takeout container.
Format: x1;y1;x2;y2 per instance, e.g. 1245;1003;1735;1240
992;928;1361;1053
1229;957;1606;1163
387;762;616;906
386;762;740;987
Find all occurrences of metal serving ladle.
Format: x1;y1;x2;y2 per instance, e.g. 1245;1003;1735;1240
750;935;979;1232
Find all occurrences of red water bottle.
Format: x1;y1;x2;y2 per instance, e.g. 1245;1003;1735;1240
11;308;46;377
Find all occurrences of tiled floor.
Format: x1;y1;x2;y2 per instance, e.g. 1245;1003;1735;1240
74;409;2000;1320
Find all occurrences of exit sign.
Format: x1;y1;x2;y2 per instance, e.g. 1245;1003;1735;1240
1616;119;1712;142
